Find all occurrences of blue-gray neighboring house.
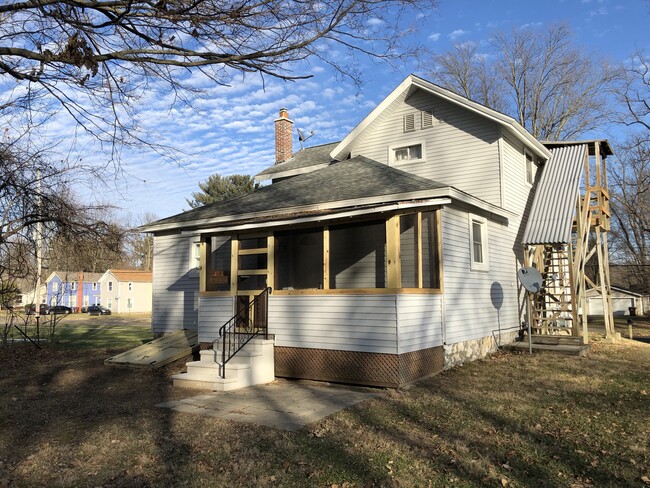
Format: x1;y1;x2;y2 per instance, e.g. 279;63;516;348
45;271;103;310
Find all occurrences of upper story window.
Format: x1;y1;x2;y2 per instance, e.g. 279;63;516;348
52;282;58;292
525;150;534;185
92;282;97;290
128;282;133;291
469;214;489;271
391;143;424;163
108;281;113;291
70;281;76;291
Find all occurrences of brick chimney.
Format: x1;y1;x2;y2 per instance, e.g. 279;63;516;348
274;108;293;164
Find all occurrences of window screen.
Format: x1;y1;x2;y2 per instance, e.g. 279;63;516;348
330;220;386;289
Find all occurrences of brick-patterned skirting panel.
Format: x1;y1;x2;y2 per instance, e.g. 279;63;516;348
275;346;444;388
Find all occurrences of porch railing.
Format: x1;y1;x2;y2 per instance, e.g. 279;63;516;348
213;287;271;379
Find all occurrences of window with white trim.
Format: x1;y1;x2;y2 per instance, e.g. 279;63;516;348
469;214;489;271
107;298;113;309
92;282;97;291
127;297;133;309
128;282;133;291
190;240;201;271
70;281;76;291
391;143;424;163
108;281;113;291
525;150;534;185
52;282;58;292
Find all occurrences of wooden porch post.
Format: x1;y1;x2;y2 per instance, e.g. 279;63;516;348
386;215;401;289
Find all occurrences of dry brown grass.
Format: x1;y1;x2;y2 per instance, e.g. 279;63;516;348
0;337;648;487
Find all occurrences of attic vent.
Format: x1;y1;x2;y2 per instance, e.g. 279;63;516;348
403;113;415;133
421;109;434;128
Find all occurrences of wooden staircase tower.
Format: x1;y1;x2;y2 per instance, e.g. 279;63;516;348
523;141;615;344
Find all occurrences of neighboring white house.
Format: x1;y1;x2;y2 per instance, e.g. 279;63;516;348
586;286;645;317
141;75;611;388
99;269;152;313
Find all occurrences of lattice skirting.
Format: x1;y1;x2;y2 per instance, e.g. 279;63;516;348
274;346;444;388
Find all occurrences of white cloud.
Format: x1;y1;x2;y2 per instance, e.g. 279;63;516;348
428;32;441;42
449;29;468;40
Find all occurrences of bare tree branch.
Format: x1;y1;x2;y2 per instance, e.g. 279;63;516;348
425;23;618;141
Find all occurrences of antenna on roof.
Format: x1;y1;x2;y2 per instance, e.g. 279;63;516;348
297;128;315;149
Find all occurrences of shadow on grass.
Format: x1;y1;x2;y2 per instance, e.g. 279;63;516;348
0;342;648;487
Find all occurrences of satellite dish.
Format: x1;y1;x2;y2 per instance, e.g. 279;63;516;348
517;267;543;294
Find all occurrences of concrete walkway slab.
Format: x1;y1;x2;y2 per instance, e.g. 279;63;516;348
156;380;382;431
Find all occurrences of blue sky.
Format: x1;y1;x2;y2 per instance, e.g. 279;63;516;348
30;0;650;221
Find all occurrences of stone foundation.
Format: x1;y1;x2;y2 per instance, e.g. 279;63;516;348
444;331;518;369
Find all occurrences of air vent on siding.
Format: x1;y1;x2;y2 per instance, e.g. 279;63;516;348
421;109;434;129
403;113;415;133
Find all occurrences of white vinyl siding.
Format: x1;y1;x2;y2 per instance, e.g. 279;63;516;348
396;294;444;353
441;206;520;345
348;88;501;206
152;233;200;333
198;296;235;342
269;294;442;355
268;295;398;354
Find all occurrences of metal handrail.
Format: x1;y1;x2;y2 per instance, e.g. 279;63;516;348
213;287;271;378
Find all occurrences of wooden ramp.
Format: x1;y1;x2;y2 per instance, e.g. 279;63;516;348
105;329;199;368
504;335;591;357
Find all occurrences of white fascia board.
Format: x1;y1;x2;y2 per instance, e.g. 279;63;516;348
181;198;453;234
254;163;330;183
330;74;551;162
446;188;517;222
331;75;414;160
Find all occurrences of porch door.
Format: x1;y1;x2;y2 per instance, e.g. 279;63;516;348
233;234;274;329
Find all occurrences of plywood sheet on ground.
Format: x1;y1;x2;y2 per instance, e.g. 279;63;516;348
105;329;199;368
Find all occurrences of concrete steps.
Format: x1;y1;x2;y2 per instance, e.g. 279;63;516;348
172;337;274;391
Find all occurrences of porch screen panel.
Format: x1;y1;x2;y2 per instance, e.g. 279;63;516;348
275;229;323;290
330;220;386;289
207;236;231;291
421;211;440;289
400;214;417;288
237;236;268;291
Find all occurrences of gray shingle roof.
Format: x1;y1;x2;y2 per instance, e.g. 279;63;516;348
255;142;339;178
149;156;449;230
522;144;587;245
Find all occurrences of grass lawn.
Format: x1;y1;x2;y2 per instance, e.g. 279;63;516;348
2;313;153;350
0;336;648;487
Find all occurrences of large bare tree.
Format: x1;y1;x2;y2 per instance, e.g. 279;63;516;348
427;24;618;141
0;0;435;150
609;136;650;293
617;50;650;138
0;139;111;291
